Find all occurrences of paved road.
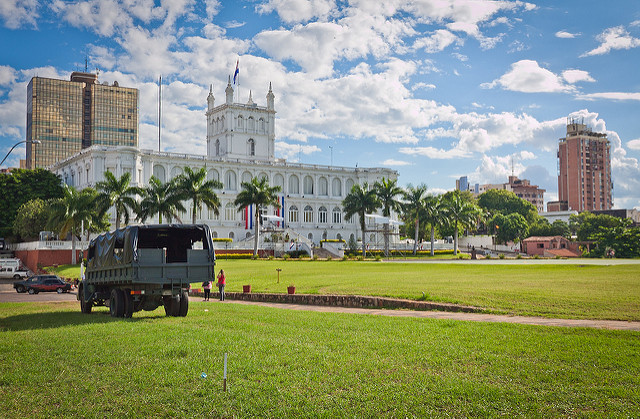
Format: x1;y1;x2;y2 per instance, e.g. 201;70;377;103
383;258;640;265
0;283;77;303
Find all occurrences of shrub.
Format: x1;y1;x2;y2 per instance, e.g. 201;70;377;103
533;255;540;259
516;254;522;259
326;256;332;261
313;255;318;261
283;254;290;261
356;256;364;261
375;255;382;261
499;254;505;259
485;254;492;259
341;255;348;261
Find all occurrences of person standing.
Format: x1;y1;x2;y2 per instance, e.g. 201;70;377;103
217;269;226;301
203;280;212;301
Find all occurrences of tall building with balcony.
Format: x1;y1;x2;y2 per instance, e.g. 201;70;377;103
26;72;138;169
556;119;612;211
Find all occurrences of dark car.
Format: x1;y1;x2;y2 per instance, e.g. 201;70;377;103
13;275;72;294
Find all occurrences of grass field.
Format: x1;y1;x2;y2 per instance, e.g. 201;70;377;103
1;301;639;417
48;260;640;321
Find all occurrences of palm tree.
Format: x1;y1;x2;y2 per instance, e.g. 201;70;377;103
175;166;223;224
136;176;185;224
374;177;403;257
95;171;140;230
423;194;446;256
342;182;380;257
234;177;281;257
47;185;97;264
442;192;482;255
401;184;428;255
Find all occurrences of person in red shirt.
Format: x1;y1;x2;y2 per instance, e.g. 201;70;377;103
202;279;212;301
216;269;226;301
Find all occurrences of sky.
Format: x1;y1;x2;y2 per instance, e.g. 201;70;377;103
1;0;639;209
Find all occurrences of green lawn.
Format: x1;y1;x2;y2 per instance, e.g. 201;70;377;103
48;260;640;320
0;301;638;417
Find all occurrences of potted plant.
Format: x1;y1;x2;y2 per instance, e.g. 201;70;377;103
287;284;296;294
243;284;251;293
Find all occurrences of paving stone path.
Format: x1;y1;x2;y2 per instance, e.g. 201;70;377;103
219;299;640;331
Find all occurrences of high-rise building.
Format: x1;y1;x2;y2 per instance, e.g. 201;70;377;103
26;72;138;169
556;119;612;211
477;176;545;213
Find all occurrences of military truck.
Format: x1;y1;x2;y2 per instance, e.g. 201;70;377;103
80;224;216;318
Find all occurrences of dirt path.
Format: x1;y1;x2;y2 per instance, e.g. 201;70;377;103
219;299;640;331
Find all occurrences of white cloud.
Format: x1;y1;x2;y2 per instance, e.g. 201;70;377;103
561;69;595;84
413;29;458;53
627;139;640;150
582;26;640;57
576;92;640;101
275;141;321;161
452;53;468;62
381;159;412;166
481;60;572;93
398;146;470;160
412;82;436;91
224;20;245;29
0;0;38;29
555;30;579;39
0;66;16;86
257;0;336;24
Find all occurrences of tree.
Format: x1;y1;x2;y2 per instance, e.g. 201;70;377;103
12;198;51;241
136;176;185;224
175;167;223;224
423;194;446;256
234;177;281;257
343;182;380;257
570;212;622;242
95;171;141;230
401;184;428;255
442;191;482;255
374;177;403;257
477;189;537;223
489;213;529;244
589;220;640;258
0;169;64;239
47;186;98;264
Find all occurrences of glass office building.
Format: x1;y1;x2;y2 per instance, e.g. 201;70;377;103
26;72;138;169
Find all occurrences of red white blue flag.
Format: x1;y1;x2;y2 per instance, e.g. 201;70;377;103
233;59;239;85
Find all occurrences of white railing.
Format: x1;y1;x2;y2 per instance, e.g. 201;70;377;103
9;240;91;251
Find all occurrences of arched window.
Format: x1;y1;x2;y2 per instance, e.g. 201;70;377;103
303;205;313;223
225;170;237;190
207;204;219;221
229;232;235;240
274;173;284;190
322;231;328;240
225;203;236;221
215;139;220;156
170;166;183;180
336;233;342;241
303;176;314;195
308;233;313;241
248;139;255;156
152;165;166;183
248;117;255;131
318;177;328;196
242;171;252;184
288;175;299;194
212;231;218;239
246;232;251;239
259;118;265;132
207;169;220;183
332;207;342;224
345;178;355;193
237;115;243;130
258;172;268;181
318;206;328;224
289;205;299;223
332;178;342;196
350;233;355;243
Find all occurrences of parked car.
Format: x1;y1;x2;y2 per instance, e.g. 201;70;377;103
13;275;72;294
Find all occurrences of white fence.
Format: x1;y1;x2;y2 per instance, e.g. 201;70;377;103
9;241;91;251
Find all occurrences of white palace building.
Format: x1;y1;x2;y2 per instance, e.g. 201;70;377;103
51;79;398;249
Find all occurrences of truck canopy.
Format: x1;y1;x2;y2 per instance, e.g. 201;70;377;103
87;224;215;269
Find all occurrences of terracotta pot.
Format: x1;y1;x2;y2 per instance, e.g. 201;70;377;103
243;285;251;293
287;286;295;295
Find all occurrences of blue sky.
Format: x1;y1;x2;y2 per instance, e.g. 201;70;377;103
1;0;639;209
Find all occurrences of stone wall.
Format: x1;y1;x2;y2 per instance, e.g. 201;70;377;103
193;290;481;313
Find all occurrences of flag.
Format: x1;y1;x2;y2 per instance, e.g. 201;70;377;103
233;59;239;85
244;206;249;230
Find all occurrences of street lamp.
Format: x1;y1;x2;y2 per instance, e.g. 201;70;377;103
0;140;41;167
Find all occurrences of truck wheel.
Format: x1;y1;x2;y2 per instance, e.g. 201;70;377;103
13;274;20;280
123;289;134;318
178;291;189;317
163;295;181;317
16;285;25;293
28;288;35;295
110;288;125;318
80;284;92;314
57;288;63;294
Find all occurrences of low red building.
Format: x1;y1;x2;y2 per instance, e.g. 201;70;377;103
522;236;581;257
